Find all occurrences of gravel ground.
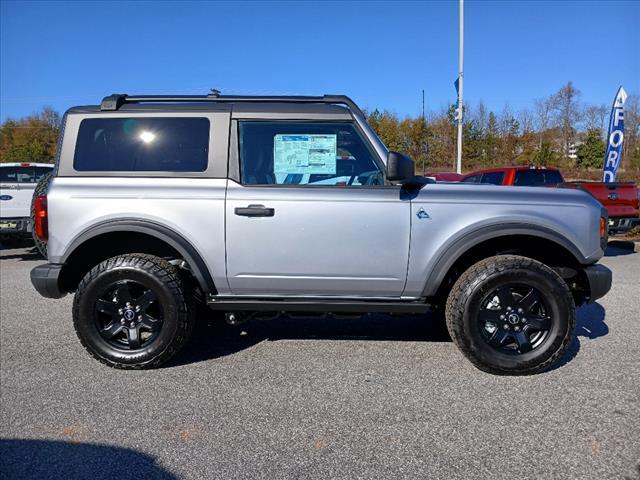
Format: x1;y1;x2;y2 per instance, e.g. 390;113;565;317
1;243;639;480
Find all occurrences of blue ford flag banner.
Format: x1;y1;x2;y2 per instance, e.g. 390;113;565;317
453;77;462;122
602;86;628;182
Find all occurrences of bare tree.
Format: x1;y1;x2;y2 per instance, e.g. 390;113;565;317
552;81;582;158
498;103;516;136
534;96;554;148
583;104;608;136
475;100;488;135
518;107;535;134
622;94;640;170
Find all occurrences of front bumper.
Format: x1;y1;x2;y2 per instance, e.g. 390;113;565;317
30;263;66;299
0;217;31;236
583;264;612;303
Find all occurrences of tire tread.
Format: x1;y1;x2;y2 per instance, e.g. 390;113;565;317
72;253;194;369
445;254;575;375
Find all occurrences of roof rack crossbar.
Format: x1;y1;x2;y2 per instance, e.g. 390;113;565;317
100;93;365;118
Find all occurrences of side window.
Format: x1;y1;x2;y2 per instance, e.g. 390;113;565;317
481;172;505;185
238;121;384;186
74;117;210;172
461;174;481;183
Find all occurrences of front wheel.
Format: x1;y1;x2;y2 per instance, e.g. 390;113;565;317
73;254;194;369
445;255;575;375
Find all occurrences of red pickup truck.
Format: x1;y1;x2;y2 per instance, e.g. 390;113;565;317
459;166;640;234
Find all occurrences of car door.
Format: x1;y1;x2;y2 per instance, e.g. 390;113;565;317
225;120;411;297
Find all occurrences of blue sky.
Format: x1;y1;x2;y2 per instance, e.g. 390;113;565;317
1;0;638;121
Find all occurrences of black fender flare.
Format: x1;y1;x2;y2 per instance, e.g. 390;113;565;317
61;219;215;293
422;223;588;297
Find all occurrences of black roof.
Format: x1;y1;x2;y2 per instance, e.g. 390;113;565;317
98;93;365;118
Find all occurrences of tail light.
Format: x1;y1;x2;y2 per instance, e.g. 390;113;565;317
600;216;606;240
34;195;48;241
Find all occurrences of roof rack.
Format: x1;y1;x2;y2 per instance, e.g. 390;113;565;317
100;93;365;118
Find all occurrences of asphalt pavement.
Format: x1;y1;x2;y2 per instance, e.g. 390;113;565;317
1;242;639;480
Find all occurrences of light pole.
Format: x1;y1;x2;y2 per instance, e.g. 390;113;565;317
456;0;464;174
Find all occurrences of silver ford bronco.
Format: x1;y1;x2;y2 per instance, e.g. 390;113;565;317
30;93;612;374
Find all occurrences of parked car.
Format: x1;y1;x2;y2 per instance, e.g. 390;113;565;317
0;163;54;243
30;93;611;375
460;166;639;234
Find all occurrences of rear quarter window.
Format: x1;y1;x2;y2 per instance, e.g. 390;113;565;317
73;117;210;172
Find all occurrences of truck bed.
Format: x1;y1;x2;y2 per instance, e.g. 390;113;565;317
560;181;639;219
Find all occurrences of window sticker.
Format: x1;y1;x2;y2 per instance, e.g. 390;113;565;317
274;134;337;176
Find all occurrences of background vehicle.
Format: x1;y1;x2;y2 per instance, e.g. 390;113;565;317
559;182;639;235
0;163;54;244
424;172;464;182
460;165;639;234
460;166;564;186
30;93;611;375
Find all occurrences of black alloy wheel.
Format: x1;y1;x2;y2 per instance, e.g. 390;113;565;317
94;280;163;350
445;255;575;375
477;284;551;354
73;254;195;369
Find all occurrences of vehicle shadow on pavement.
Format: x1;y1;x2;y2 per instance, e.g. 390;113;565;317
169;311;450;367
0;439;176;480
605;241;637;257
0;245;43;261
551;302;608;370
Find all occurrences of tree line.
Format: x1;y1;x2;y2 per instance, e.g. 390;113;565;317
367;82;639;180
1;82;639;180
0;107;61;163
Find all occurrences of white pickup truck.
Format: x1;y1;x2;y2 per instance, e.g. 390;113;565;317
0;163;54;242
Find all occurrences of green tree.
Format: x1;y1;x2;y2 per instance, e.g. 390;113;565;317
484;112;499;165
366;109;402;152
534;140;558;166
575;129;606;169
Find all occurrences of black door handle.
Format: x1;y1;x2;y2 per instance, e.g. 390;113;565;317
234;204;275;217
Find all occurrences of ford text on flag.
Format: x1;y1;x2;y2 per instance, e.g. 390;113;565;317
602;86;627;183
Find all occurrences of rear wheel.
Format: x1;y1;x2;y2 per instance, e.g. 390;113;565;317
445;255;575;375
73;254;194;369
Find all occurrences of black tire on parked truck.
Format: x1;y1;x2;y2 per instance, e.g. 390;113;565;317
30;172;53;258
445;255;575;375
73;254;195;369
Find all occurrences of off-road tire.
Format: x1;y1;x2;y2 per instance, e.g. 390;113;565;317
30;172;53;258
73;254;195;369
445;255;575;375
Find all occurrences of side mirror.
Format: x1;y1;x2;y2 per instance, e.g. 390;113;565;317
386;151;415;182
